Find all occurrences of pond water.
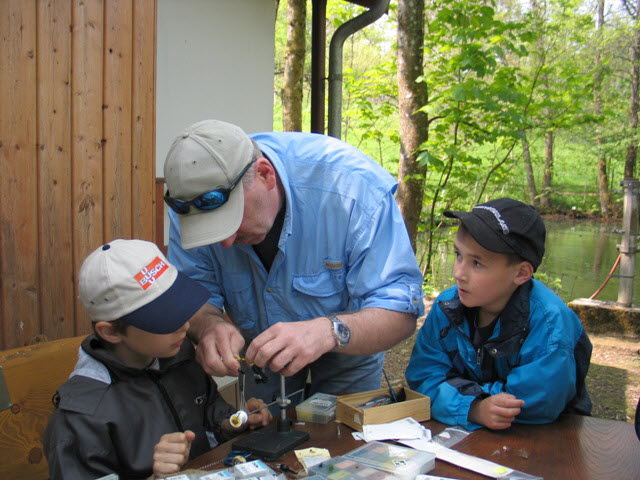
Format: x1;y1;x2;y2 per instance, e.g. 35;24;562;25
426;217;638;304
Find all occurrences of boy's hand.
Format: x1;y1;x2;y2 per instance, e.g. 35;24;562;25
152;430;195;475
245;397;272;429
468;393;524;430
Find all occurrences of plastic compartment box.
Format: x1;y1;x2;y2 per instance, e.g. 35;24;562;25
295;392;337;424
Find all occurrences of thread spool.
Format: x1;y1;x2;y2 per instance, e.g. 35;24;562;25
230;410;248;428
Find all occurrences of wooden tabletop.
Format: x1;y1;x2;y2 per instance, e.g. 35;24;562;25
186;414;640;479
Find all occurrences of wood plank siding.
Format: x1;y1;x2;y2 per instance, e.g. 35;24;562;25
0;0;157;350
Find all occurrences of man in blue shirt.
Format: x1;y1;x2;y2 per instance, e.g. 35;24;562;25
163;119;424;403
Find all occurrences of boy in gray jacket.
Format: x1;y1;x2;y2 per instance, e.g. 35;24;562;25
44;239;271;479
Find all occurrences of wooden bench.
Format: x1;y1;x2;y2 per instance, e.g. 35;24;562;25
0;336;84;480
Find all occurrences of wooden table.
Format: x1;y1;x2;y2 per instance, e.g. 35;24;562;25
186;414;640;479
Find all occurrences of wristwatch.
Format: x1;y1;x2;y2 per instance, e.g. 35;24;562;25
327;314;351;350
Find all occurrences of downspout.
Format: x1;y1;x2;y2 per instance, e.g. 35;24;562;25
327;0;390;139
311;0;327;134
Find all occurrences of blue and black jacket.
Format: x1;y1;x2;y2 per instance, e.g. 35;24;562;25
406;279;592;430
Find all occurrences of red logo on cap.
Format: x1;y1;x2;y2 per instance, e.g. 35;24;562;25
134;257;169;290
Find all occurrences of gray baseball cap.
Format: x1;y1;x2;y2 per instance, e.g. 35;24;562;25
164;120;254;249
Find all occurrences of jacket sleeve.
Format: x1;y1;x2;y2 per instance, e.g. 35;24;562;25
405;299;484;430
44;409;121;480
204;376;238;444
479;302;581;424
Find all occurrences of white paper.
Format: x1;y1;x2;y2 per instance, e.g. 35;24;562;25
361;417;432;442
409;442;514;479
398;436;434;451
350;418;524;480
416;475;463;480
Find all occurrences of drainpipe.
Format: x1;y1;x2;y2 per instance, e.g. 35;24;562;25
311;0;327;134
327;0;390;139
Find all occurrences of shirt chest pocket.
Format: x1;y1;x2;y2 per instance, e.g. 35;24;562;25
223;271;259;331
292;268;348;314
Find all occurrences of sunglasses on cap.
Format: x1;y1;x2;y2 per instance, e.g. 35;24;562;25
164;158;256;215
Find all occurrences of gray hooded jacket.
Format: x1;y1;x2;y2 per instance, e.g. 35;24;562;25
44;335;236;479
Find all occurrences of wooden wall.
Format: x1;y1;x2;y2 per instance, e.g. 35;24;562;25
0;0;157;350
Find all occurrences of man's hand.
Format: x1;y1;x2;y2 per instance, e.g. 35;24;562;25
245;319;334;376
152;430;195;476
189;304;245;377
245;397;272;429
468;393;525;430
195;319;245;377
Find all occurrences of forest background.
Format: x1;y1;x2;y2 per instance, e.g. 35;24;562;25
271;0;640;422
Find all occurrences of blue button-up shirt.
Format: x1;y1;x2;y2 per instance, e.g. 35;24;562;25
168;132;423;398
168;132;424;340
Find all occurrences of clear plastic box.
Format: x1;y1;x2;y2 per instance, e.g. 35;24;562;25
295;392;337;424
343;441;436;479
308;455;395;479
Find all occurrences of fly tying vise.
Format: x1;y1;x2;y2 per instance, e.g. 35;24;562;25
230;357;268;428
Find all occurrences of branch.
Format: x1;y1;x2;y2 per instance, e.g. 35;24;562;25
474;138;519;203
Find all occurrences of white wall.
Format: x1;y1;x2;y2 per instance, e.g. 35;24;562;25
156;0;276;176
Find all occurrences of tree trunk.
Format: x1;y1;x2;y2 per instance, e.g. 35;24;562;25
531;0;553;211
521;132;538;207
625;0;640;178
540;130;553;210
396;0;428;250
595;0;612;214
282;0;306;132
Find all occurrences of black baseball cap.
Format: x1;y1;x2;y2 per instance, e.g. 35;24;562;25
444;198;546;271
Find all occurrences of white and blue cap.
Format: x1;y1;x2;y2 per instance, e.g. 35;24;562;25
78;239;209;333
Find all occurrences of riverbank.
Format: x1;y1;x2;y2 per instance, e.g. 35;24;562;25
382;304;640;424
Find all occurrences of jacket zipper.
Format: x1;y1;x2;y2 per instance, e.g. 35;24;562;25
447;320;484;381
151;373;185;432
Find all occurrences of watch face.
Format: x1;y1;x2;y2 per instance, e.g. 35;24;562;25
336;322;350;343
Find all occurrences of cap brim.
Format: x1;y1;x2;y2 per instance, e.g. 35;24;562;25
178;183;245;249
444;210;514;255
120;271;210;334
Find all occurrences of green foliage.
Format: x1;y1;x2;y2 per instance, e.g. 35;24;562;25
533;271;563;294
421;273;443;299
273;0;638;274
342;58;399;169
411;0;542;268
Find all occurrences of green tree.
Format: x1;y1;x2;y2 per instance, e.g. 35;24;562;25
417;0;534;268
623;0;640;178
283;0;307;132
396;0;429;249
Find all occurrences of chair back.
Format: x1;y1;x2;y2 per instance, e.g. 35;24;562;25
0;336;83;480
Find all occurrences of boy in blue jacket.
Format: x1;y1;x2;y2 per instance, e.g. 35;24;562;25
406;198;592;430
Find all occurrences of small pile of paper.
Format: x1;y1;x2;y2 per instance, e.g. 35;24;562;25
350;418;542;480
352;417;432;448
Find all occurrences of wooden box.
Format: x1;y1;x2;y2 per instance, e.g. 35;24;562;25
336;387;430;431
